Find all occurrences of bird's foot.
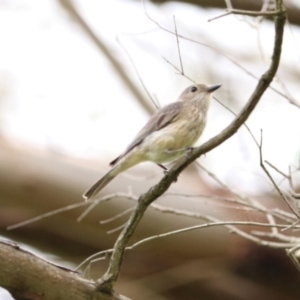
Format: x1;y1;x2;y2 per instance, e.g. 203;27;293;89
185;147;194;159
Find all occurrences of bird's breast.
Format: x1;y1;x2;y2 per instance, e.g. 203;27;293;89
140;110;206;163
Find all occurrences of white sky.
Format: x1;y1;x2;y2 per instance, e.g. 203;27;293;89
0;0;299;194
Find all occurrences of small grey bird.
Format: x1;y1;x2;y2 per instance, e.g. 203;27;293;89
83;83;221;200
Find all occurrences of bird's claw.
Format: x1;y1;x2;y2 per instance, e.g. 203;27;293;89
185;147;194;159
161;165;177;182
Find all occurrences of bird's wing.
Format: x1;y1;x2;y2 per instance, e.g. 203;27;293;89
110;101;183;166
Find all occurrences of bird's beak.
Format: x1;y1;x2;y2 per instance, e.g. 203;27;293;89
207;84;221;93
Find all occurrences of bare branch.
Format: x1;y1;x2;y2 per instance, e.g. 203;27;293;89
107;223;128;235
116;35;160;109
7;201;88;230
0;240;129;300
162;56;195;82
130;220;296;249
173;15;184;75
208;9;280;23
286;245;300;272
258;130;300;219
100;207;136;225
265;160;288;178
288;166;300;200
227;8;281;17
7;193;138;230
213;96;259;147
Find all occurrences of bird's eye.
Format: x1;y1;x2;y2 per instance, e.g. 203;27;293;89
191;86;197;92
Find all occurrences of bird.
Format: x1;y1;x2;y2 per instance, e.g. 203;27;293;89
83;83;221;200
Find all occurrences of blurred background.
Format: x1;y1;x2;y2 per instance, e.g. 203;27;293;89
1;0;300;299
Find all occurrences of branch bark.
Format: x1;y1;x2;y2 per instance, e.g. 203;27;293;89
0;240;129;300
97;0;286;293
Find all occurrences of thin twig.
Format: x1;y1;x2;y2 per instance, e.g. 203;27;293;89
76;249;114;271
7;192;138;230
288;166;300;200
116;35;160;110
250;230;300;243
286;244;300;272
173;15;184;75
7;201;88;230
280;219;300;232
208;8;281;22
213;96;259;147
100;207;136;224
77;193;138;222
130;220;296;249
77;212;298;272
208;12;231;22
259;130;300;219
265;160;288;178
162;57;195;82
197;162;285;235
227;8;281;17
107;223;128;235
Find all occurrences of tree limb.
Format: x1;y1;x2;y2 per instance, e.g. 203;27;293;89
0;239;130;300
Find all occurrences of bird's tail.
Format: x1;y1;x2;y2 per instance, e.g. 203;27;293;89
83;168;117;200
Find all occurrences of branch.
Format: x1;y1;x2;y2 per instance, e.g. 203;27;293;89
208;9;281;22
258;130;300;219
226;8;281;17
96;1;286;293
0;239;129;300
130;220;296;249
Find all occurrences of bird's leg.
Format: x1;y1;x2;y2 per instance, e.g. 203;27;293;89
157;164;169;174
184;147;206;158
